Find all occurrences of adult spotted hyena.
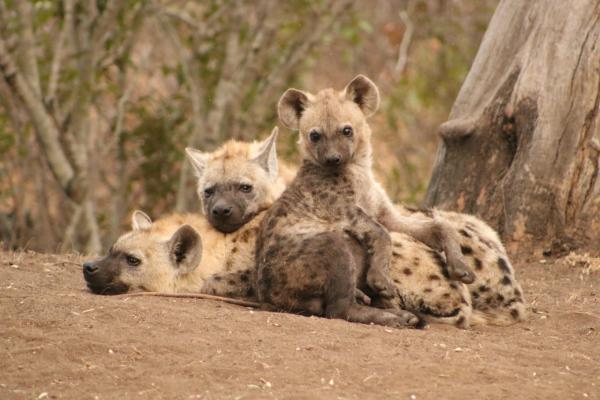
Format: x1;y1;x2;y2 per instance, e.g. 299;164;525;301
82;210;260;298
185;127;294;234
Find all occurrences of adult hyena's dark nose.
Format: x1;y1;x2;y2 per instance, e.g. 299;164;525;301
83;262;98;275
325;155;342;166
212;205;233;218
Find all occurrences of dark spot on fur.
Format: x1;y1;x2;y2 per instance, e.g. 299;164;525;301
471;291;479;299
393;278;401;283
403;268;412;276
498;258;510;273
459;229;471;238
449;282;459;290
424;288;432;293
478;285;489;293
514;288;523;299
412;257;420;266
497;294;505;302
240;273;249;283
246;287;255;297
392;251;403;258
442;293;451;298
501;275;512;285
231;247;238;254
214;276;222;282
460;245;473;255
510;308;520;319
428;274;440;281
228;279;236;286
485;296;493;305
474;258;483;270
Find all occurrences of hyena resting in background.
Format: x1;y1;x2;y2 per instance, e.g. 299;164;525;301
185;127;294;234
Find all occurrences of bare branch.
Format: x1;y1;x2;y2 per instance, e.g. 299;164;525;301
14;1;41;97
394;9;414;78
46;0;75;107
0;37;76;195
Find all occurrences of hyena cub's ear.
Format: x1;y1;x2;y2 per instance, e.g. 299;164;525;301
252;127;279;180
168;224;202;274
132;210;152;230
278;89;312;130
343;75;380;117
185;147;210;178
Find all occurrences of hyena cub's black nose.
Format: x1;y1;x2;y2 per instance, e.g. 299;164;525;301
83;262;98;275
325;155;342;166
212;205;233;218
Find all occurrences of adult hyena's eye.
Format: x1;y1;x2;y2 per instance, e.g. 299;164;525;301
126;255;141;267
342;126;353;137
203;187;215;198
239;184;253;193
309;130;321;143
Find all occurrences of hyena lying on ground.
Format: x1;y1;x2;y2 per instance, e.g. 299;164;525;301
82;210;259;298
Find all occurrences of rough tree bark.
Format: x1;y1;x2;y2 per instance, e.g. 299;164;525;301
424;0;600;250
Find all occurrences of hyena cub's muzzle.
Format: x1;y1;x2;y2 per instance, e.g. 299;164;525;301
83;257;129;295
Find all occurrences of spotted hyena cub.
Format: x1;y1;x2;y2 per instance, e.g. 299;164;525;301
82;210;260;298
277;75;475;284
256;78;434;328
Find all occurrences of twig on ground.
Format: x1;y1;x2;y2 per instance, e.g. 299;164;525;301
118;292;261;308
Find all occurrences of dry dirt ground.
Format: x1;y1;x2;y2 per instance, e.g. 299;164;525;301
0;250;599;400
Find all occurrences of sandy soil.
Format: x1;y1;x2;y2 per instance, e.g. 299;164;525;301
0;250;598;400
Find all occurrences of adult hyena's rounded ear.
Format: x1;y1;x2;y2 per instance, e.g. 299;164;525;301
252;127;279;180
132;210;152;231
343;75;380;117
168;224;202;274
185;147;209;178
278;89;311;130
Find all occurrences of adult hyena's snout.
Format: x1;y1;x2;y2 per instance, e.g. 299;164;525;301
82;257;129;295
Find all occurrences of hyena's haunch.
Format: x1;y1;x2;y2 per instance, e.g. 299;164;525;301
82;210;260;298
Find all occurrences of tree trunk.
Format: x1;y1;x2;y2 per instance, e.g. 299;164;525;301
424;0;600;250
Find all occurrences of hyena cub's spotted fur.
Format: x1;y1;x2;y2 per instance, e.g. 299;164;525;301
82;210;260;298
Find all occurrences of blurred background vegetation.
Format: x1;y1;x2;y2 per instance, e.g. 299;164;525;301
0;0;498;253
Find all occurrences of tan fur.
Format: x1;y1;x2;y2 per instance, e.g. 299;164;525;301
84;212;259;298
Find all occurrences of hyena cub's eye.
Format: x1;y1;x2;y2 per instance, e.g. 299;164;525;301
126;255;141;267
203;187;215;198
239;184;253;193
309;130;321;143
342;126;353;137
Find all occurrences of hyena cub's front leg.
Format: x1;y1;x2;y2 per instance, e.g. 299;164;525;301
342;206;396;299
383;208;475;284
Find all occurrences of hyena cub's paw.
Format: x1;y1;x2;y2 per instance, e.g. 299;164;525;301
355;288;372;305
366;266;397;299
446;254;476;284
381;309;420;328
